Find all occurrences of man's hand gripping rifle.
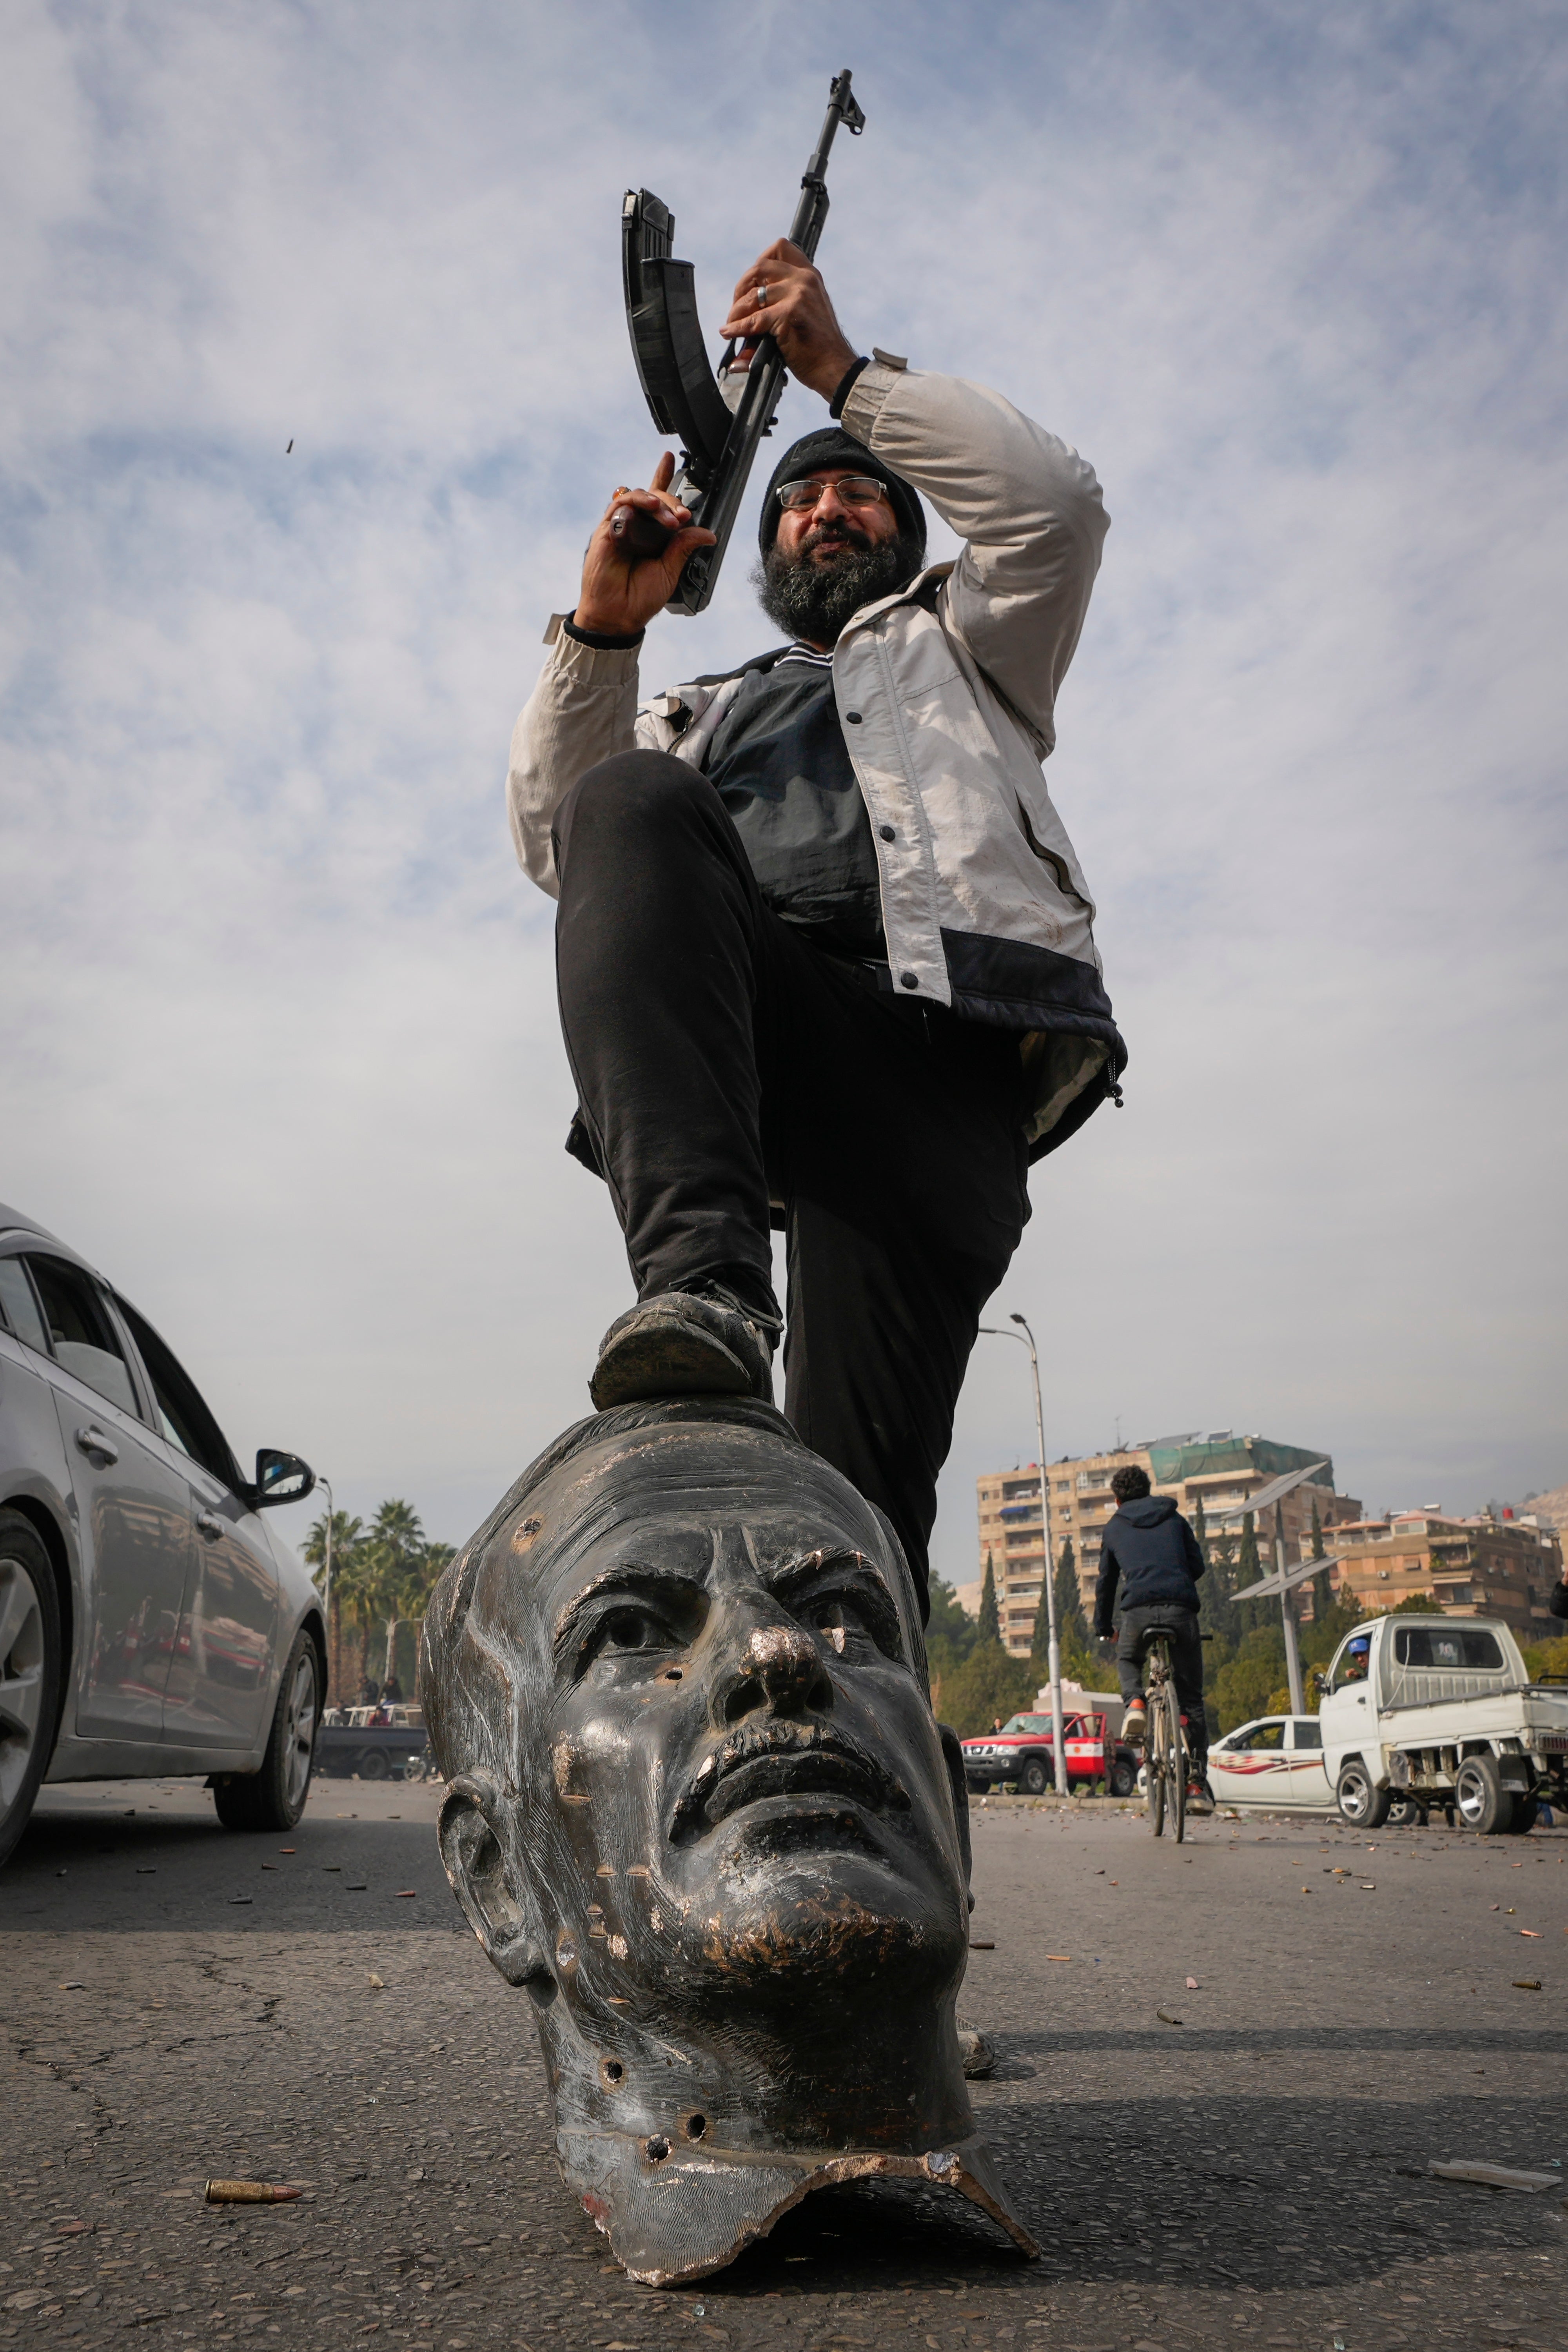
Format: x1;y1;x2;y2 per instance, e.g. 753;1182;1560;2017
578;70;866;634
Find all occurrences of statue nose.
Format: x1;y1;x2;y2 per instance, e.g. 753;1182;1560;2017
748;1624;817;1691
722;1622;830;1722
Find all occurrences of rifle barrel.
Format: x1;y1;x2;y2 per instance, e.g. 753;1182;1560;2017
652;69;865;614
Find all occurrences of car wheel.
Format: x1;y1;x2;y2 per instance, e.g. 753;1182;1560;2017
1503;1793;1539;1835
213;1630;320;1832
0;1512;63;1872
1452;1753;1508;1835
1336;1758;1390;1830
358;1749;392;1781
1018;1758;1049;1797
1110;1758;1138;1798
1386;1795;1425;1828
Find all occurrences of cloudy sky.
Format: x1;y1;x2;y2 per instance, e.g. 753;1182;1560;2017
4;0;1564;1588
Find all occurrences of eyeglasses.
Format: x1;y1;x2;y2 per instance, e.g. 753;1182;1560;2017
775;474;889;513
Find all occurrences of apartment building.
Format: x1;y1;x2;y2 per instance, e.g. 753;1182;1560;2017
968;1432;1364;1656
1318;1512;1564;1639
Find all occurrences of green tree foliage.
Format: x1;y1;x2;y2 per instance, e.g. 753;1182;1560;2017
925;1575;976;1672
1300;1590;1363;1691
303;1508;361;1580
936;1641;1038;1739
1053;1543;1091;1649
1308;1493;1336;1623
361;1499;426;1685
1521;1635;1568;1682
1212;1629;1289;1732
1035;1538;1102;1688
976;1554;1000;1646
1198;1525;1243;1650
302;1499;456;1700
1030;1539;1082;1659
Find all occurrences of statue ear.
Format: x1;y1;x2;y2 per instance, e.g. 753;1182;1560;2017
438;1775;554;1997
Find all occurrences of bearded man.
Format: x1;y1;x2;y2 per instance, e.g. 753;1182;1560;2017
507;238;1124;1613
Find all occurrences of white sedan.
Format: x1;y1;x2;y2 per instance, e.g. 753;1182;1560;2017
1207;1715;1333;1811
1;1201;324;1867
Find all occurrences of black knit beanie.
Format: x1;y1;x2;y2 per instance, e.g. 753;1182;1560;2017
758;426;926;560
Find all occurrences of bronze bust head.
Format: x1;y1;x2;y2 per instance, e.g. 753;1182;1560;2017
419;1397;1035;2283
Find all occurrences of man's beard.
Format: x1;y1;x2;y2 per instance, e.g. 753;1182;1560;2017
751;521;924;648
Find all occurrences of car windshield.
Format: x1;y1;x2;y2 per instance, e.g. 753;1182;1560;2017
999;1715;1052;1735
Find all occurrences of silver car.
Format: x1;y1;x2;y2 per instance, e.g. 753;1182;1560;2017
0;1201;325;1866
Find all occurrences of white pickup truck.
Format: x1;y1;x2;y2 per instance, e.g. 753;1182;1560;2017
1319;1613;1568;1833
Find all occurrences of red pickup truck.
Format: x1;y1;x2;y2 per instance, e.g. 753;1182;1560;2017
961;1710;1138;1798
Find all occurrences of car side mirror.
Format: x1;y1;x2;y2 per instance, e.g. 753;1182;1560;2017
253;1448;316;1508
1312;1670;1330;1696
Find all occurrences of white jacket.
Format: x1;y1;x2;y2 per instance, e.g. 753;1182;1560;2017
507;357;1124;1156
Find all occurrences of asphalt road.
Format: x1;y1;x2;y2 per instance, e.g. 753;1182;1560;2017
3;1777;1566;2352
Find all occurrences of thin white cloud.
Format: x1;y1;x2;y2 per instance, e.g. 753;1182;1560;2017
2;1;1563;1579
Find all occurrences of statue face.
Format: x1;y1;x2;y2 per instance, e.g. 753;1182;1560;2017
426;1406;1038;2287
508;1420;969;2020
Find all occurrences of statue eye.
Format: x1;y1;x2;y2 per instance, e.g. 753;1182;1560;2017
802;1579;903;1665
810;1596;863;1654
596;1605;674;1657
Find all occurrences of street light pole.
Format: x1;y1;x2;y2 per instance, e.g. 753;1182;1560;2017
1275;1500;1305;1716
978;1315;1067;1795
316;1477;335;1705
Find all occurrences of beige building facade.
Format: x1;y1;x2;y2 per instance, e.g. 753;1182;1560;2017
1318;1512;1564;1640
966;1432;1365;1657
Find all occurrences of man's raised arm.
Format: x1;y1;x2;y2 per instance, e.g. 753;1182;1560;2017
838;360;1109;758
505;459;714;896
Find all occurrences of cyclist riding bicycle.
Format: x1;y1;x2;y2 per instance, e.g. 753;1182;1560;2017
1094;1464;1212;1818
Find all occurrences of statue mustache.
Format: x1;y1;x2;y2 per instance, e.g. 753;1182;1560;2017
671;1719;910;1842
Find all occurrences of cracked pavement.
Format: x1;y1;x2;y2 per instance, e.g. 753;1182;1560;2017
2;1776;1565;2350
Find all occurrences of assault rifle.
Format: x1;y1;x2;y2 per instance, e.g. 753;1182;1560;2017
615;68;866;615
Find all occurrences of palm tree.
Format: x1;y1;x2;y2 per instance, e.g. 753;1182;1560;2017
367;1500;426;1689
405;1541;455;1690
304;1510;365;1704
333;1539;384;1701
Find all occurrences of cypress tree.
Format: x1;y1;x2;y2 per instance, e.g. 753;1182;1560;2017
977;1553;1001;1646
1033;1537;1087;1666
1237;1510;1261;1635
1309;1493;1334;1622
1193;1492;1209;1564
1029;1562;1052;1664
1054;1541;1090;1647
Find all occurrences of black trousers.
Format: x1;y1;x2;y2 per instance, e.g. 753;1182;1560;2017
1114;1605;1207;1766
552;750;1032;1610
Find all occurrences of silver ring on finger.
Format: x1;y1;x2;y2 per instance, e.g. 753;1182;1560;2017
757;283;769;306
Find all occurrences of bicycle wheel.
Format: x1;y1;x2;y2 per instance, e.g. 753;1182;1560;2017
1167;1674;1187;1845
1148;1670;1168;1838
